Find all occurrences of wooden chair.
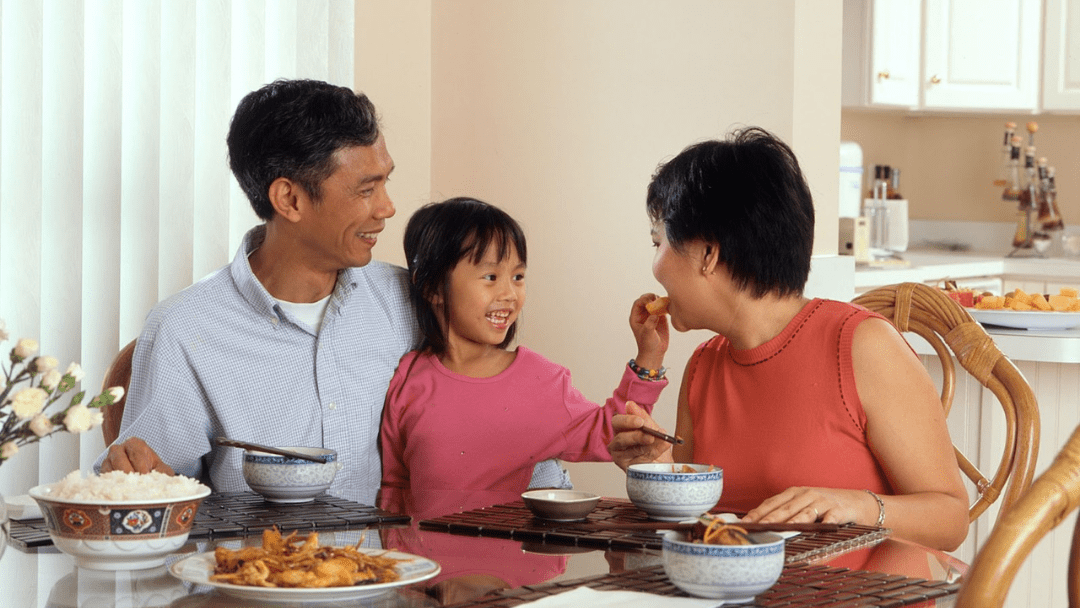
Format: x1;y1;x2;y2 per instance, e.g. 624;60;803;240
955;422;1080;608
100;339;136;446
852;282;1040;521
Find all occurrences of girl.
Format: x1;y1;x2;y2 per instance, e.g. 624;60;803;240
380;197;669;518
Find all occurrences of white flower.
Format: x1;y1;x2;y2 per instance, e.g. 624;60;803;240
10;387;47;419
65;362;85;382
0;319;8;342
1;441;17;459
64;403;103;433
13;338;39;358
108;386;126;402
41;369;62;390
29;414;54;437
34;356;59;373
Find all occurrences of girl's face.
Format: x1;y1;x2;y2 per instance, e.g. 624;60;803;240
651;221;709;332
439;243;526;350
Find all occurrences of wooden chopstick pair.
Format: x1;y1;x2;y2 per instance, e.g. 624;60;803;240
638;426;685;445
582;520;841;533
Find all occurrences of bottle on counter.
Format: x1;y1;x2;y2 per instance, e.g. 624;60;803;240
1002;135;1022;202
1026;121;1039;147
994;122;1016;189
1017;146;1038;211
1039;163;1065;231
887;167;902;199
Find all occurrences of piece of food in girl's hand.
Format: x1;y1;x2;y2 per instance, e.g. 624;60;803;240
646;296;670;316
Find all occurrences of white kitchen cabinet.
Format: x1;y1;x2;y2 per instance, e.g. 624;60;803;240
1042;0;1080;110
922;0;1041;111
842;0;922;108
844;0;1042;112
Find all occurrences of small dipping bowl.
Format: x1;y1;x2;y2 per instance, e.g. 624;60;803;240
521;489;601;521
29;482;210;571
662;529;785;601
242;447;341;503
626;463;723;521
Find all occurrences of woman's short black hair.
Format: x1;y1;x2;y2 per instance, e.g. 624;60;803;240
646;127;815;298
404;197;528;354
226;78;380;220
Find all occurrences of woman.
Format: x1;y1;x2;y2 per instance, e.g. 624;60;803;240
608;127;969;551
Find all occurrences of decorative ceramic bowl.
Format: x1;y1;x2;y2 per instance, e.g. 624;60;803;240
625;463;723;521
662;530;785;601
521;489;600;521
28;482;211;571
242;447;341;503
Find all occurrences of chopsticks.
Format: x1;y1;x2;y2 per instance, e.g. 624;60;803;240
638;426;685;445
582;521;841;533
213;437;330;463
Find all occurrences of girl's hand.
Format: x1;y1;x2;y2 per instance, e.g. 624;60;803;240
608;402;675;470
630;293;670;371
742;486;879;526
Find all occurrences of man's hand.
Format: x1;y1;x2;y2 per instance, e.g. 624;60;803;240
608;402;674;470
101;437;175;475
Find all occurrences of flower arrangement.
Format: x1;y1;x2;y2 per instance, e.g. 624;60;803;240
0;319;124;465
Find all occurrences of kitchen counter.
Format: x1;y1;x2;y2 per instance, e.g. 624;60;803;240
855;248;1080;365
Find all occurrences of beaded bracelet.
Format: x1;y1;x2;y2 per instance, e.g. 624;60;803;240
864;489;886;527
628;359;666;381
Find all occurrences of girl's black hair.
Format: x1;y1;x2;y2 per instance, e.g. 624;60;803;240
403;197;528;354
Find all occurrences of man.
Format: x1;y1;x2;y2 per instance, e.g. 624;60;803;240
99;79;568;506
98;79;415;506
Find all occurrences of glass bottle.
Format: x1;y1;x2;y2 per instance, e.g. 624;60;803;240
887;167;902;199
1002;135;1022;202
1040;164;1065;231
1017;146;1037;211
994;122;1016;189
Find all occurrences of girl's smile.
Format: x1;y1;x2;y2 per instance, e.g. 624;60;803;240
441;244;527;354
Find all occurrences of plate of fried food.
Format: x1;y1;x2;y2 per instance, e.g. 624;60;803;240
169;528;440;603
968;287;1080;331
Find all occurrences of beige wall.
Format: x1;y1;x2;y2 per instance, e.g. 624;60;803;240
357;0;844;499
842;110;1080;225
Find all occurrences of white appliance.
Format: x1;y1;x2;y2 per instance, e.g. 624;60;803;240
839;142;863;218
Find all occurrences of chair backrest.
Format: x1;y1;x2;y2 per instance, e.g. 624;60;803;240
955;423;1080;608
101;339;136;446
852;282;1040;521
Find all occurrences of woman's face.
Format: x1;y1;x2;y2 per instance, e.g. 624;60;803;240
651;222;708;333
439;243;527;351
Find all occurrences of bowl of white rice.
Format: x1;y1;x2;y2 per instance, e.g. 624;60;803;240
29;470;211;570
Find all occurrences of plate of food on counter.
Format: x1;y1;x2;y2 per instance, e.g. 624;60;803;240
963;287;1080;331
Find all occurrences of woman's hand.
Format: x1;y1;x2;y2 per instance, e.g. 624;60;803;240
742;486;880;526
608;402;675;470
629;294;670;372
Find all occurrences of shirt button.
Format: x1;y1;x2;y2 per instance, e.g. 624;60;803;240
328;402;337;410
270;317;278;325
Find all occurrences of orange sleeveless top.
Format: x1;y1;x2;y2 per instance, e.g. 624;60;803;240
686;299;893;513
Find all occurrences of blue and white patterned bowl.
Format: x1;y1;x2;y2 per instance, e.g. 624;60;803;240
662;530;785;601
626;463;723;521
242;447;341;503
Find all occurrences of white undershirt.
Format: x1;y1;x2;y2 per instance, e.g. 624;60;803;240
276;295;332;333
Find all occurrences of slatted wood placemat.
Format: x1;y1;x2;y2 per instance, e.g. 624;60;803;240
8;491;410;550
419;498;888;564
441;563;960;607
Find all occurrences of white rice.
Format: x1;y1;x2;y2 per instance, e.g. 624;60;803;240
50;470;209;501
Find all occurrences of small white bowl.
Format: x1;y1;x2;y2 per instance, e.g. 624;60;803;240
626;463;723;521
521;490;600;521
29;483;211;571
662;529;785;601
242;447;341;503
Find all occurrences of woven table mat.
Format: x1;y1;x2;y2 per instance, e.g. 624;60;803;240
441;563;959;608
8;491;410;550
419;498;888;564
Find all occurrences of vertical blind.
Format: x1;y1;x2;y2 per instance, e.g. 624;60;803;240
0;0;356;498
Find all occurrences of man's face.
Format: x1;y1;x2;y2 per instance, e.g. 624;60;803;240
301;135;395;270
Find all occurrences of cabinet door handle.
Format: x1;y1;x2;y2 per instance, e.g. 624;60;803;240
877;70;890;80
930;75;941;84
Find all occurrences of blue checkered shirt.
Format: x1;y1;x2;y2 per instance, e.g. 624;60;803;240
95;226;419;506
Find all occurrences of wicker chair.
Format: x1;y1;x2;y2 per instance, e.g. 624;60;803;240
852;282;1040;520
100;339;136;446
955;422;1080;608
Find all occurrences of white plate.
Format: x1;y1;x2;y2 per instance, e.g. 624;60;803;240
168;547;440;603
968;309;1080;331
